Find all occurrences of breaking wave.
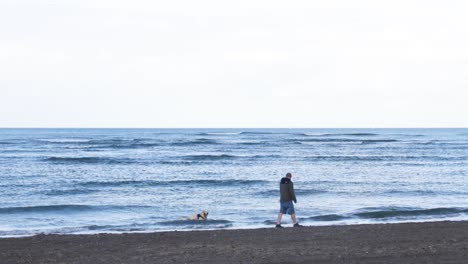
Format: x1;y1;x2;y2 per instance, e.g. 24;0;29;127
182;154;238;161
354;207;468;219
306;214;350;221
302;155;466;162
296;138;397;144
0;204;151;214
36;138;162;149
78;179;267;188
298;207;468;223
197;132;241;136
158;219;233;227
318;133;379;137
44;189;99;196
240;131;275;135
171;138;218;146
44;156;136;164
0;205;96;214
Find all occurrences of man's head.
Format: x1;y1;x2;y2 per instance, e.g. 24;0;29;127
286;172;292;178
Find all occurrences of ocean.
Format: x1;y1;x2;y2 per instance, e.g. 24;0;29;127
0;128;467;237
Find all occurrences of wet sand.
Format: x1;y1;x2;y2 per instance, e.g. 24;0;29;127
1;221;467;264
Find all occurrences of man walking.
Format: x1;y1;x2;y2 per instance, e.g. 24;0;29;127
276;172;302;228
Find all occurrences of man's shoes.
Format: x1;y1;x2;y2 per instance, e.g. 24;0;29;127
276;223;303;228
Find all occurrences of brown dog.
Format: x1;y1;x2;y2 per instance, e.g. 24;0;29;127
186;210;208;220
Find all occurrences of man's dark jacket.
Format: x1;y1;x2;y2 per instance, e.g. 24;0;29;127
280;177;297;203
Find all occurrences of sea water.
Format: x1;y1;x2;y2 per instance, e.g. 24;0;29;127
0;128;467;237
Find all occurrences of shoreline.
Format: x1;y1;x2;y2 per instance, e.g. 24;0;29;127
1;221;467;263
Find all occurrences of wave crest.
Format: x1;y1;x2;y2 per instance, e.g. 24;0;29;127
44;156;135;164
355;207;468;219
159;219;233;227
0;205;95;214
78;179;267;188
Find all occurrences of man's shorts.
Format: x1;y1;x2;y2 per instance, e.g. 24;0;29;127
279;200;295;215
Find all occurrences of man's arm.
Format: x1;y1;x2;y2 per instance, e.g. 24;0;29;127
289;182;297;203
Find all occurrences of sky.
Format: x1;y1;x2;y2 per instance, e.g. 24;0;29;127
1;0;467;128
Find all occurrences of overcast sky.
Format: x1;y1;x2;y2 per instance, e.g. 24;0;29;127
1;0;467;128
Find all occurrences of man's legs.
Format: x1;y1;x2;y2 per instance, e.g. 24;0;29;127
291;213;303;227
276;212;283;225
291;213;297;224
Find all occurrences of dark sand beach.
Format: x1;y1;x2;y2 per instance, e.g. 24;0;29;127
1;221;467;264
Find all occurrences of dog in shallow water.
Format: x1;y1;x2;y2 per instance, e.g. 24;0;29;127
185;210;209;220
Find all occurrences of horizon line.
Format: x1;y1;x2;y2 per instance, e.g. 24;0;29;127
0;127;467;129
